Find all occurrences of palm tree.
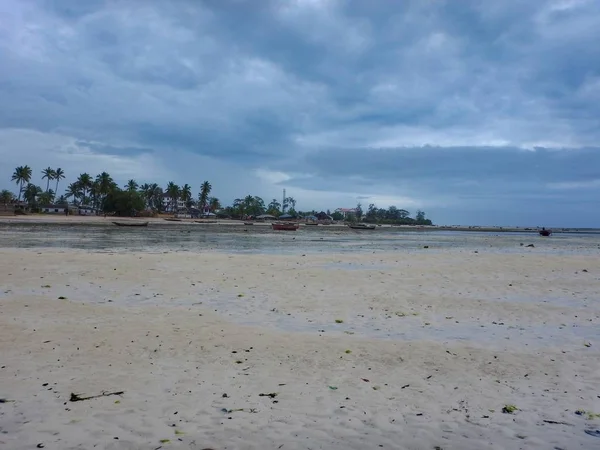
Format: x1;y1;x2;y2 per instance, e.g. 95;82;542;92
268;199;281;215
181;184;192;208
54;168;65;195
77;173;92;205
94;172;114;210
65;182;83;205
38;191;54;206
166;182;180;213
11;166;32;201
23;183;42;206
1;189;14;206
139;183;151;209
283;196;296;212
208;197;221;212
126;179;138;192
149;184;163;211
232;198;244;216
41;167;56;192
198;181;212;212
95;172;114;196
56;195;68;205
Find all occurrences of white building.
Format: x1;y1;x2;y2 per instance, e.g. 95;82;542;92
335;208;358;219
41;204;68;214
162;194;186;213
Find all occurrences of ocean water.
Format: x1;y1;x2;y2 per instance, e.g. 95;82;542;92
0;222;599;255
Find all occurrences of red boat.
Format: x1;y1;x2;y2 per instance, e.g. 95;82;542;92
272;222;299;231
539;228;552;236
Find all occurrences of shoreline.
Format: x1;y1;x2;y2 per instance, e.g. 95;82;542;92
0;214;594;233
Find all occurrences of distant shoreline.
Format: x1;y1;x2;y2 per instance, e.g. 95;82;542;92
0;214;596;233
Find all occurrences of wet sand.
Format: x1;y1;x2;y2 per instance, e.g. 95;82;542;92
1;246;600;449
0;213;580;233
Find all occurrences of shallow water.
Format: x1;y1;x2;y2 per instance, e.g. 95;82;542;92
1;222;599;255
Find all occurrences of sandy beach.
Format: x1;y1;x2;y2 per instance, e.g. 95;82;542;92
1;243;600;449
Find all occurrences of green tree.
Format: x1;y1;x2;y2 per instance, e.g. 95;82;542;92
96;172;114;196
54;168;65;195
126;179;139;192
103;189;145;216
283;196;296;212
331;211;344;221
166;182;180;213
1;189;15;206
415;210;431;225
355;202;363;221
232;198;245;217
77;173;92;204
146;183;163;212
198;181;212;211
41;167;56;192
11;165;32;201
181;183;193;208
56;195;68;205
365;203;377;221
267;198;281;216
23;183;42;207
95;172;115;211
208;196;221;212
251;196;266;216
38;190;54;206
65;182;83;205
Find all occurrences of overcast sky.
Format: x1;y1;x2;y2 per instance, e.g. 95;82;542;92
1;0;599;226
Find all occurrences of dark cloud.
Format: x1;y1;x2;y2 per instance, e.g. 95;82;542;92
0;0;599;226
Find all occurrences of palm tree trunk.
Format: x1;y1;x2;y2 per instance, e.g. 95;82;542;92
46;179;50;192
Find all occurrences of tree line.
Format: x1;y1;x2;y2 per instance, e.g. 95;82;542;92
2;165;218;216
2;165;431;224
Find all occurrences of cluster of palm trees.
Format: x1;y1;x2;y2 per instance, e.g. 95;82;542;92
4;166;300;219
7;165;66;206
5;165;220;215
224;195;296;218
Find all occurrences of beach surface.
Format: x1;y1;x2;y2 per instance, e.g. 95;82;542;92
1;244;600;449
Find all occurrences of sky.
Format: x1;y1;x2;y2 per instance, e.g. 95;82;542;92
1;0;599;227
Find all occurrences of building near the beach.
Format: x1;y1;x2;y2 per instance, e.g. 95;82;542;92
77;205;99;216
41;204;68;214
335;208;357;219
161;194;186;213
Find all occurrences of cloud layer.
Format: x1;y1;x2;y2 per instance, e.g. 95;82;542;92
1;0;599;226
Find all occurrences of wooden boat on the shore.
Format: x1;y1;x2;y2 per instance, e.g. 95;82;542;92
304;222;318;226
164;218;182;222
539;228;552;236
272;222;299;231
348;223;376;230
243;221;254;225
194;220;217;224
112;221;149;227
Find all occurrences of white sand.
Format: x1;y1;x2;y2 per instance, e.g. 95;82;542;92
1;249;599;450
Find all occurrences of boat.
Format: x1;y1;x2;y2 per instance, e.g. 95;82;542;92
112;221;149;227
194;220;217;224
243;221;254;225
348;223;376;230
304;222;318;226
164;218;182;222
272;222;300;231
539;228;552;236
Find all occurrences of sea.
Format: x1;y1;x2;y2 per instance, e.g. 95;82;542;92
0;222;599;255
